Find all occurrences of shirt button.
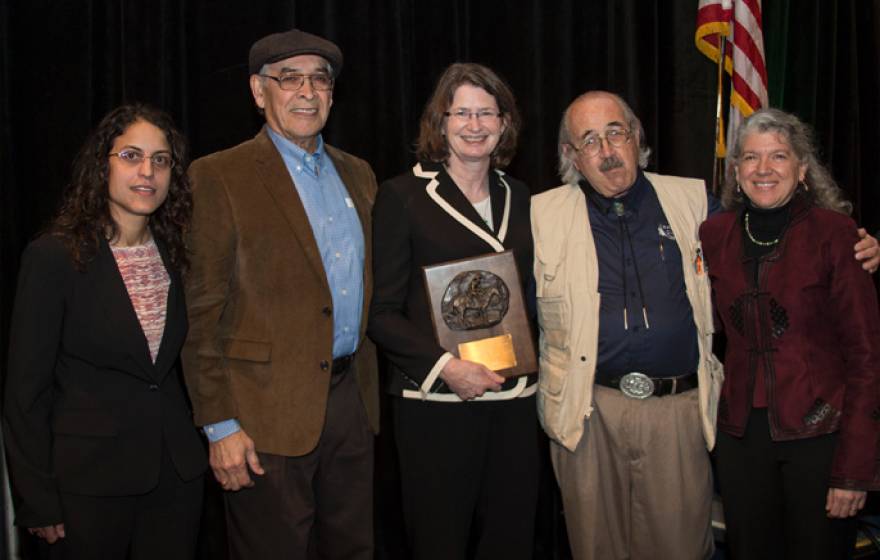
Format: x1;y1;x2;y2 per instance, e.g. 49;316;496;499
320;360;330;371
343;326;350;332
580;356;587;362
341;289;348;295
335;252;341;258
296;165;302;172
148;384;159;391
328;217;334;222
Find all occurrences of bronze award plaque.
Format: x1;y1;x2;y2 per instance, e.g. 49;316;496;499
423;251;537;377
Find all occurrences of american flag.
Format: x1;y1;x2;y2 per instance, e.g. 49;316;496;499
696;0;769;158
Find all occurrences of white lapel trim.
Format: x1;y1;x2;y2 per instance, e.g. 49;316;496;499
414;163;508;253
494;169;512;243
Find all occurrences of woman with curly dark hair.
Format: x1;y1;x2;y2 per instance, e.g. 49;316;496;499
3;104;207;559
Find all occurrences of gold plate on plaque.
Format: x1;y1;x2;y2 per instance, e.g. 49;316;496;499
458;333;517;372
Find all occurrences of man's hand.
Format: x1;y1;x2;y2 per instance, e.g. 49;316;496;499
826;487;867;518
855;228;879;273
440;358;505;401
28;523;65;544
209;429;265;491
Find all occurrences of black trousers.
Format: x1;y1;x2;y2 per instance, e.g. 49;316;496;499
41;444;204;560
715;408;857;560
222;368;374;560
393;394;541;560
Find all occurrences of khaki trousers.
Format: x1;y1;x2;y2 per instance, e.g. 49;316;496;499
551;385;714;560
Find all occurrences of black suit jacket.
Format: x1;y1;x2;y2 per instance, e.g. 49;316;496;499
3;234;206;527
368;162;536;397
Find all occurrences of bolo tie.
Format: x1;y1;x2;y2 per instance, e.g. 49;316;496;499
612;200;650;330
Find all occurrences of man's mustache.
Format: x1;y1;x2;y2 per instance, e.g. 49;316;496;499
599;155;624;172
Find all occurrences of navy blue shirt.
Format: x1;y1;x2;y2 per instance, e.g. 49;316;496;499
584;172;718;381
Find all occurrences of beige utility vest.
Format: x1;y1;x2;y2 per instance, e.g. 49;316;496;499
530;173;724;452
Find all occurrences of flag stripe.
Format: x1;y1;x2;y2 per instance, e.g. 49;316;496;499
695;0;767;158
732;20;768;87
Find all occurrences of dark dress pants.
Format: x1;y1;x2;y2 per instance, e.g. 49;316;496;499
41;444;204;560
393;394;541;560
715;408;857;560
223;367;374;560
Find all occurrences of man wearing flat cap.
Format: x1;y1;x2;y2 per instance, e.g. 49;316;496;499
182;28;379;558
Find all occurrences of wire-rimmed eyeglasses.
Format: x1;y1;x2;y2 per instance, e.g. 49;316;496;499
444;109;504;122
570;128;632;157
109;149;175;170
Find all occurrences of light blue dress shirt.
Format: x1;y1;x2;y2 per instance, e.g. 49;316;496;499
204;129;365;443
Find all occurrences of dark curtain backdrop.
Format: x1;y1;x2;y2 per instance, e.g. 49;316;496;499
1;1;878;559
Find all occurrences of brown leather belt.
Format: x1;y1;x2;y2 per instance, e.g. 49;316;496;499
332;354;355;375
596;372;698;399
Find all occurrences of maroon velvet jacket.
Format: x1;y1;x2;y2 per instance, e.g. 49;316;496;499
700;197;880;490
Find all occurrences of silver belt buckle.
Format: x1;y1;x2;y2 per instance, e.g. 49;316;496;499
619;372;655;399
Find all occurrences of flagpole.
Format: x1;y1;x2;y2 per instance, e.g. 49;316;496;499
711;36;727;195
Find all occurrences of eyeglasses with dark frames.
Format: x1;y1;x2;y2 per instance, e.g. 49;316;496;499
260;73;334;92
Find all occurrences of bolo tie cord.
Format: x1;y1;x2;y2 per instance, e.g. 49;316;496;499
613;202;650;330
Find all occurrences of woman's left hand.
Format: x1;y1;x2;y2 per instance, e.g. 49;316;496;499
826;488;867;518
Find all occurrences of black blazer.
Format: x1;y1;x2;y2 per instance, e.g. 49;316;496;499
3;234;206;527
368;162;536;397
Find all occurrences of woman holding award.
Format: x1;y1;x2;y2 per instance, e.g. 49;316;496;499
369;63;539;559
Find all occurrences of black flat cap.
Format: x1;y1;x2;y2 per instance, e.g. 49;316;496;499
248;29;343;76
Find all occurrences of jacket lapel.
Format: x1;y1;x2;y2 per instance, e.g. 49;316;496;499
251;129;330;292
417;163;507;253
488;170;511;243
151;239;186;382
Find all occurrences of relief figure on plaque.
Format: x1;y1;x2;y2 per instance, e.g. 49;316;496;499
442;270;509;330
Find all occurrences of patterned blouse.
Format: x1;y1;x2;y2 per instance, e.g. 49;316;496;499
110;238;169;363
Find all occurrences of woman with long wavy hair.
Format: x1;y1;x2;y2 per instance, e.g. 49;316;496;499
700;108;880;559
3;104;207;559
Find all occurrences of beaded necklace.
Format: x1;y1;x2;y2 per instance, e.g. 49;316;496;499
744;212;780;247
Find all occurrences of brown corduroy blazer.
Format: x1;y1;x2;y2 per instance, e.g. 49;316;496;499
182;128;379;457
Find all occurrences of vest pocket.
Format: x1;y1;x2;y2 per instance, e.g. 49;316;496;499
538;348;568;397
537;296;569;350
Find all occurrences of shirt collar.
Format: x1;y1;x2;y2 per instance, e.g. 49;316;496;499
266;126;326;176
580;169;649;216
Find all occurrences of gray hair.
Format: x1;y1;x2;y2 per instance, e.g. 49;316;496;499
722;108;851;215
557;91;652;185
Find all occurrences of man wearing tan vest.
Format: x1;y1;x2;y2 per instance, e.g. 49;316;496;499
531;91;879;560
